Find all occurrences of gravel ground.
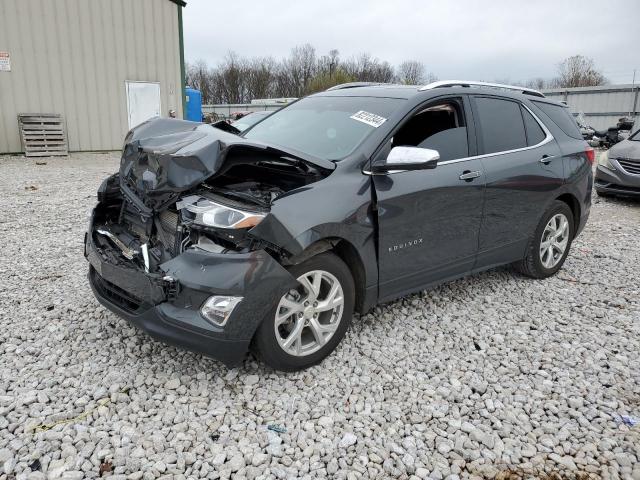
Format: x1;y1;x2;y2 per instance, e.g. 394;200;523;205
0;152;639;480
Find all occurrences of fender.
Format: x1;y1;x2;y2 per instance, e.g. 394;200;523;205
247;164;380;312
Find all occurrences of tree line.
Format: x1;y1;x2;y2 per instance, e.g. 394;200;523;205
186;44;437;104
521;55;608;90
186;46;607;105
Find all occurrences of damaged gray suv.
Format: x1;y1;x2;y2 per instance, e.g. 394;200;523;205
86;81;593;371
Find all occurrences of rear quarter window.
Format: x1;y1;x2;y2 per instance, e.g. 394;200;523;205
531;101;583;140
521;106;546;146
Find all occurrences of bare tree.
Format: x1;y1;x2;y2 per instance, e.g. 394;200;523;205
186;60;216;104
424;72;438;84
187;44;447;104
398;60;424;84
217;52;246;103
245;57;276;100
280;44;317;97
371;61;395;83
555;55;607;88
307;69;355;93
525;77;548;90
343;53;395;83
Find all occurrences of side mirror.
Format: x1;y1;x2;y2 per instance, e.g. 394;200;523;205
372;146;439;173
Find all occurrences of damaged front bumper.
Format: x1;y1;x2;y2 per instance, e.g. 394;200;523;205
85;212;297;366
84;117;334;364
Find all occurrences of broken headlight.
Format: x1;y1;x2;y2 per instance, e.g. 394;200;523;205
176;195;265;229
598;151;616;170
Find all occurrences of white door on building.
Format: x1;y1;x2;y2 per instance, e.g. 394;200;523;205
126;81;161;129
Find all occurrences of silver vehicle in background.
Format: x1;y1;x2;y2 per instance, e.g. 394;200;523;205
595;128;640;197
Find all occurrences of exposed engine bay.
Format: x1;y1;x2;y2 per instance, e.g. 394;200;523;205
91;118;331;275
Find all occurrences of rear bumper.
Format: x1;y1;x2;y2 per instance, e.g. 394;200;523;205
85;217;297;366
595;165;640;196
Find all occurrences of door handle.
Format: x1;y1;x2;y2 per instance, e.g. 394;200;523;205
459;170;482;181
539;154;556;164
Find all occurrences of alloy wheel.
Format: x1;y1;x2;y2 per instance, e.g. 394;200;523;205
539;213;569;269
274;270;345;357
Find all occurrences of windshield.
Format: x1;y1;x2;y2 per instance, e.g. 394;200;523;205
243;96;405;160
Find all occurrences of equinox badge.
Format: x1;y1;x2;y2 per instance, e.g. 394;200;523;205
389;238;423;252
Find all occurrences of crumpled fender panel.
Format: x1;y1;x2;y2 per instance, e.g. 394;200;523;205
248;168;379;298
119;118;334;213
250;169;375;254
160;249;298;341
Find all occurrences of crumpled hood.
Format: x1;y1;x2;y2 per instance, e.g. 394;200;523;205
609;138;640;161
119;117;334;213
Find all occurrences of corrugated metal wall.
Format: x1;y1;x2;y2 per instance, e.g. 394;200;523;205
202;103;289;120
543;85;639;131
0;0;183;153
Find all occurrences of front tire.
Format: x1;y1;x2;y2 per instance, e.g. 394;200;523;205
516;201;574;279
252;252;355;371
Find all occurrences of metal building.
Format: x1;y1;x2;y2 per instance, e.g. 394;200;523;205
543;84;639;131
0;0;186;154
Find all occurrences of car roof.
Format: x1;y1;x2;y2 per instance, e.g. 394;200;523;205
313;81;567;107
314;84;420;99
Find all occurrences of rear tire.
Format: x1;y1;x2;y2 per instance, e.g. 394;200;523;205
516;201;574;279
252;252;354;371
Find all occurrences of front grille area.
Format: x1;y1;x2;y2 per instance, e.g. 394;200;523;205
617;158;640;175
159;210;179;232
158;209;180;254
122;202;151;241
119;202;180;255
91;267;145;314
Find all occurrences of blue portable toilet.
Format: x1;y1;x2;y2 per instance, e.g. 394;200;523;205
185;87;202;122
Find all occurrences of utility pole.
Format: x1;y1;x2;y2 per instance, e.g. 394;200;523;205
631;69;637;118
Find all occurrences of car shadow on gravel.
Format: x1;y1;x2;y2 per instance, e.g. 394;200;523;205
493;467;600;480
595;195;640;207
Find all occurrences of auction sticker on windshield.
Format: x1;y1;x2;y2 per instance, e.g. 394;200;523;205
350;110;387;128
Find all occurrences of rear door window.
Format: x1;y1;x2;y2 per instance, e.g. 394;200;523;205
521;106;546;146
531;101;582;139
474;97;527;154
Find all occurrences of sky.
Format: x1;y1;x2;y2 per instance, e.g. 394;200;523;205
183;0;640;85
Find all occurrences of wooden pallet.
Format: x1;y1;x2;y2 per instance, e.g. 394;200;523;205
18;113;68;157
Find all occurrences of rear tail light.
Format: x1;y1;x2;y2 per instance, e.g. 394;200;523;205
585;147;595;165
